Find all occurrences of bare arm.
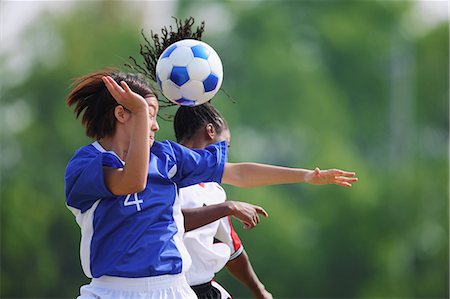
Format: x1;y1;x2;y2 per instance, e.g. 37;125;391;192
183;201;268;232
222;163;357;188
226;250;273;299
102;76;150;195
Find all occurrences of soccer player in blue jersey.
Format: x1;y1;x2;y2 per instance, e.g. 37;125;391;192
66;71;230;298
65;70;357;298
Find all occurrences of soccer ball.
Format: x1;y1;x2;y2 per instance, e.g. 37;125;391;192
155;39;223;106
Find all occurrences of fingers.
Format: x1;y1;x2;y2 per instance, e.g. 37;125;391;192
244;215;259;229
102;76;120;92
102;76;125;101
243;222;252;229
335;176;358;183
241;218;254;229
336;181;353;188
334;176;358;187
331;169;356;177
245;207;268;228
120;80;132;93
233;201;269;229
255;206;269;218
326;169;358;187
102;77;133;98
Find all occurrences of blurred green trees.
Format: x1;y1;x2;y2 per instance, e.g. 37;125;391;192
1;1;448;298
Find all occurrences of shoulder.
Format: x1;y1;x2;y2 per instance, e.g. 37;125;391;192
151;140;182;156
66;143;121;175
65;144;102;183
67;144;99;167
152;140;227;155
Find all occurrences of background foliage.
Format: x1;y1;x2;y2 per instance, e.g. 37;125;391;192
1;1;448;298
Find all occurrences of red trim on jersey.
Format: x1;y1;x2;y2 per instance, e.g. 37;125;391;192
227;216;242;251
198;182;206;188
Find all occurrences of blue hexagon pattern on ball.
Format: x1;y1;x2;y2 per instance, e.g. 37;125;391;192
155;39;223;106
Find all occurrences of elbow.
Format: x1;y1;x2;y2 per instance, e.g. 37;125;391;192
127;180;147;194
223;163;260;188
224;176;254;188
224;173;254;188
229;180;252;188
110;179;147;196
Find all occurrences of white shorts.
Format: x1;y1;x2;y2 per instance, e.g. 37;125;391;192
77;273;197;299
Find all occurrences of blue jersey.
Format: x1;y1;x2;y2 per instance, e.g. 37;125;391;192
65;140;227;278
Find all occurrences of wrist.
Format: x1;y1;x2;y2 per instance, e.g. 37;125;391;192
132;105;149;115
225;201;237;216
303;169;314;184
251;283;267;297
130;109;150;127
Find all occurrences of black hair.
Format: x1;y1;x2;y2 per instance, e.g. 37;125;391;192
173;102;228;143
67;69;155;140
126;16;234;126
126;17;205;108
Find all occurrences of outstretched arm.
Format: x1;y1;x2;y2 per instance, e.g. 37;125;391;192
183;201;268;232
226;250;273;299
222;163;357;188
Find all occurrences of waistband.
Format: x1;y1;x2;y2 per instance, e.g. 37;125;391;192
91;273;189;291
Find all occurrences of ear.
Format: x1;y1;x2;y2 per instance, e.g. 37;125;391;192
114;105;130;124
205;123;216;140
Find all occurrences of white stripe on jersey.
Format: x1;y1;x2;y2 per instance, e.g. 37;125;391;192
67;199;101;278
171;187;192;273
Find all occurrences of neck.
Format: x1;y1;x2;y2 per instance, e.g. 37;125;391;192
180;133;211;149
181;139;209;150
98;133;130;160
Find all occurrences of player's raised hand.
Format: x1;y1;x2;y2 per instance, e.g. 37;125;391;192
304;167;358;187
228;201;269;229
102;76;148;113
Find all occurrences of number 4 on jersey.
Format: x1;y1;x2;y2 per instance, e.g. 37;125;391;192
124;193;143;211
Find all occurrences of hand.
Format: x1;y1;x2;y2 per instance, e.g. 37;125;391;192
228;201;268;229
102;76;148;113
304;167;358;187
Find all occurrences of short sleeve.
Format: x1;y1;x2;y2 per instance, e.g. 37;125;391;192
215;216;243;261
168;140;228;188
65;151;118;213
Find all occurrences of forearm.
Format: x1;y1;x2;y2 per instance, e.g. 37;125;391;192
226;250;269;298
183;202;233;232
105;110;150;195
223;162;310;188
123;111;150;184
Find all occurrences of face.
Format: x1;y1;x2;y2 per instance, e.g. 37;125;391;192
146;96;159;142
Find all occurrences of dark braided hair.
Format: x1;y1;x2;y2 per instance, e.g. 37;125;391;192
173;102;228;143
126;17;205;108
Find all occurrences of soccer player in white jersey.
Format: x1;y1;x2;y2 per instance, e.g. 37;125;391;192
171;103;358;299
65;70;358;299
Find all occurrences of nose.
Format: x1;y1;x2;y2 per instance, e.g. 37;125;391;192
152;119;160;132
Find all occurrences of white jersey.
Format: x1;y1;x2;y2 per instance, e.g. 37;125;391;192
180;182;243;286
